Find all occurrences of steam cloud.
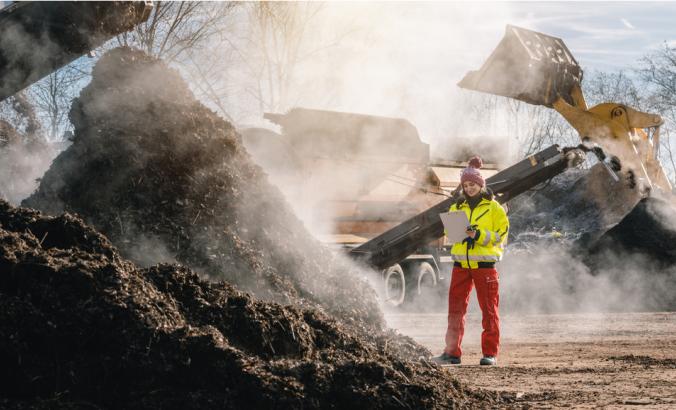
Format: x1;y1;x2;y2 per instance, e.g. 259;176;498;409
1;2;674;319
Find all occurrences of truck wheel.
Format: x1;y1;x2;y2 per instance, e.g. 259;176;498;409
383;264;406;306
409;262;437;299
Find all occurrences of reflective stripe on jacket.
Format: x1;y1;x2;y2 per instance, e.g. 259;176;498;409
448;197;509;268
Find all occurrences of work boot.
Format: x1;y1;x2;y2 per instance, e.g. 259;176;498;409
479;356;496;366
431;353;461;365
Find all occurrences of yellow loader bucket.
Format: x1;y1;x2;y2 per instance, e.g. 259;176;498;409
458;25;583;107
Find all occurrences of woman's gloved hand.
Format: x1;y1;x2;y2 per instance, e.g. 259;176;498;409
463;226;481;249
462;236;475;249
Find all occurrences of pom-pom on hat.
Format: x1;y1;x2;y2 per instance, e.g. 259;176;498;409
468;156;483;169
460;156;485;187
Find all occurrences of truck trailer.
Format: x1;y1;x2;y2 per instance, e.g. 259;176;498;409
242;108;587;306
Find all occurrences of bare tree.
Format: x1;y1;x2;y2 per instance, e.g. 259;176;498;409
583;70;643;108
463;93;575;158
659;126;676;185
113;1;240;121
242;2;351;115
501;98;576;156
636;45;676;186
0;91;41;144
9;2;239;144
28;64;88;141
165;2;355;125
179;34;240;123
638;43;676;109
115;1;238;64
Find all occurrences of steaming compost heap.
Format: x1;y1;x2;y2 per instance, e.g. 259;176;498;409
506;165;676;310
3;47;510;409
507;162;675;252
0;200;507;409
508;164;643;245
23;47;379;326
590;196;676;267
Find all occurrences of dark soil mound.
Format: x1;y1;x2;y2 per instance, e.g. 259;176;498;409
0;200;496;409
508;169;598;235
508;164;643;248
23;47;380;326
589;196;676;267
509;164;639;243
505;165;676;311
507;166;676;310
508;164;676;269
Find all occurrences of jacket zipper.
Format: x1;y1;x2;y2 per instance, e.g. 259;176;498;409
465;202;489;269
466;205;475;270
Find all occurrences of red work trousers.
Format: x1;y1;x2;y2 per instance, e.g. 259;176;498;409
444;266;500;357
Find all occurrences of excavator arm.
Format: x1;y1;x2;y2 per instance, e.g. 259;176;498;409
349;145;585;270
458;25;671;194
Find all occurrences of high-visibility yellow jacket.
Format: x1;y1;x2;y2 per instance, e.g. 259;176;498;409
449;196;509;268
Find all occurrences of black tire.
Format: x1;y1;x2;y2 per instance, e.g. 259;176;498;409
627;169;636;189
408;261;437;300
610;155;622;171
383;264;406;306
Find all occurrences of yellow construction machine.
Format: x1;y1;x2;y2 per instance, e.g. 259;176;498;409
458;25;671;196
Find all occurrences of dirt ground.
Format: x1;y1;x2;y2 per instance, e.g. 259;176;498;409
387;311;676;408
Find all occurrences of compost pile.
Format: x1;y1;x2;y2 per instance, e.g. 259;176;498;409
0;200;501;409
502;165;676;312
508;164;642;247
590;196;676;267
23;47;379;327
508;163;676;264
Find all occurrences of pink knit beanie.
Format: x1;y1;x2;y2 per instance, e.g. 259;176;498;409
460;156;485;187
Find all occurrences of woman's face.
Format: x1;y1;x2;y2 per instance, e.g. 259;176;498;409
462;180;481;198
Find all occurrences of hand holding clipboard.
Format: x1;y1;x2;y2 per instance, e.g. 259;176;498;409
439;211;471;244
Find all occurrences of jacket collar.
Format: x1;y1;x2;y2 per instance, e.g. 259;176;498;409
458;197;491;210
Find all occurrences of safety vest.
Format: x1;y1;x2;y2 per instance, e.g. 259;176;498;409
449;197;509;268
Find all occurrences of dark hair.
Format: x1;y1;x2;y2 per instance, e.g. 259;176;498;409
455;187;494;207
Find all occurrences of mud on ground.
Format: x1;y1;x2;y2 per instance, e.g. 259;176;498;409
388;311;676;408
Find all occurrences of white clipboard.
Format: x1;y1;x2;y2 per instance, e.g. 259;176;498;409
439;211;470;244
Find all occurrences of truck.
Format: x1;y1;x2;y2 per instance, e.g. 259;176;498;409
0;6;669;306
242;107;589;306
246;25;674;307
350;24;674;305
242;108;501;305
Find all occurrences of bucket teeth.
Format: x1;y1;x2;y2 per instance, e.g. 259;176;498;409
458;25;583;107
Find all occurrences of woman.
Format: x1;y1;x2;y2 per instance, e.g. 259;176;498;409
434;156;509;366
